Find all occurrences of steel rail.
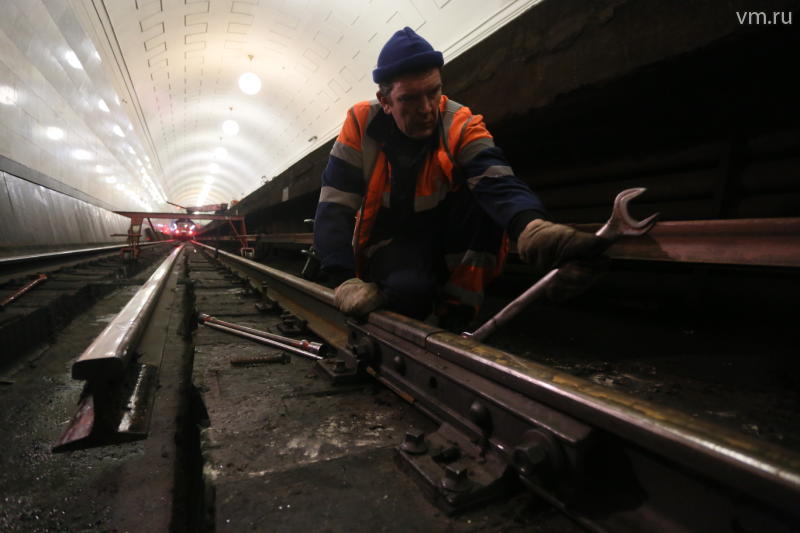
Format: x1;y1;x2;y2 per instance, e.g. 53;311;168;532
71;244;184;380
192;241;800;530
252;217;800;268
0;241;166;266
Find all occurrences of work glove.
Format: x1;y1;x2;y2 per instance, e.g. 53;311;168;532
334;278;386;317
516;219;608;302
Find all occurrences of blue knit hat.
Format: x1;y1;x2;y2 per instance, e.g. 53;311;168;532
372;27;443;84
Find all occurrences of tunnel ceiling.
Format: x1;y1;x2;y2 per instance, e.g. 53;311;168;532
77;0;539;209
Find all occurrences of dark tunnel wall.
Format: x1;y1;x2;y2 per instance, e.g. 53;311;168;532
223;0;798;236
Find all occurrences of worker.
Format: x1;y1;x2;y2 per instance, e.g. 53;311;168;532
313;27;604;327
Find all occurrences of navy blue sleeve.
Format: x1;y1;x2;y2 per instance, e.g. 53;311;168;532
461;146;547;230
313;154;364;273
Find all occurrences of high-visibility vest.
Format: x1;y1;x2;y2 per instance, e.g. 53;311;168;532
328;95;508;312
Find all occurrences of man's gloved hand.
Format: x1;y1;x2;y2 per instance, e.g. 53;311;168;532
334;278;386;317
516;219;608;301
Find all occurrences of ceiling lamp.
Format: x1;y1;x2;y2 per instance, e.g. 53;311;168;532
204;175;214;184
46;126;64;140
238;72;261;95
72;149;93;161
209;162;220;172
0;85;17;106
98;99;109;112
222;119;239;136
64;50;83;70
214;147;227;158
112;124;125;137
105;175;117;183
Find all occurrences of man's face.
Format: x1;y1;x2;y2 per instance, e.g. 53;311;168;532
377;68;442;139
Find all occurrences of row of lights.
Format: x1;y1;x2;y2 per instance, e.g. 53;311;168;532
64;46;159;210
214;72;262;138
2;45;160;211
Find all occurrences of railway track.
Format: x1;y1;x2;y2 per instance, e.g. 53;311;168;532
0;237;796;531
0;242;174;371
192;241;800;531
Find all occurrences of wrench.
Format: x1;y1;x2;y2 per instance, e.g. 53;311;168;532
463;187;658;342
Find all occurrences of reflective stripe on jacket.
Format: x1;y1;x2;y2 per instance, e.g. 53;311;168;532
314;95;545;311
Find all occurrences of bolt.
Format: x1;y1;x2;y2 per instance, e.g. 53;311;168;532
399;429;427;455
513;444;548;477
393;355;405;374
333;359;347;373
350;336;377;362
513;429;560;479
440;464;470;492
469;400;492;432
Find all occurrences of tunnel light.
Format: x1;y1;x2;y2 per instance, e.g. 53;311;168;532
65;50;83;70
213;147;227;158
112;124;125;137
0;85;17;106
105;175;117;183
238;72;262;95
98;99;109;112
222;119;239;136
46;126;64;140
71;149;93;161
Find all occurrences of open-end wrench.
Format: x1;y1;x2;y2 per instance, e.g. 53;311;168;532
463;188;658;342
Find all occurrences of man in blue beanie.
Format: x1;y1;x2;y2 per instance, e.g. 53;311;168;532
314;27;604;326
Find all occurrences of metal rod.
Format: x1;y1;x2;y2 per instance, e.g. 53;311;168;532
465;269;559;342
198;313;327;356
0;273;47;308
71;244;184;380
466;188;657;342
199;320;323;361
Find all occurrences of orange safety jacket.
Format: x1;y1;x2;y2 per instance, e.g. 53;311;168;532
316;95;544;312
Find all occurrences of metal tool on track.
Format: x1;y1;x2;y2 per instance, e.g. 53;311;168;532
198;313;327;360
0;273;47;310
464;187;658;342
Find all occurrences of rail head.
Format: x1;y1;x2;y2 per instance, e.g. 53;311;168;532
192;240;800;525
71;244;184;380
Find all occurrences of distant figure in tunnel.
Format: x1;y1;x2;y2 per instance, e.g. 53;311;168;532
313;27;604;327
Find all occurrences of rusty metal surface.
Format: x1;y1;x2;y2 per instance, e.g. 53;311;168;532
199;320;323;360
0;273;46;308
579;217;800;267
193;241;800;530
192;242;348;352
253;217;800;267
71;244;184;380
424;331;800;513
198;312;327;356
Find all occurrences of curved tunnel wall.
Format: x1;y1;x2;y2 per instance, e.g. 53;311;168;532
0;170;129;257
